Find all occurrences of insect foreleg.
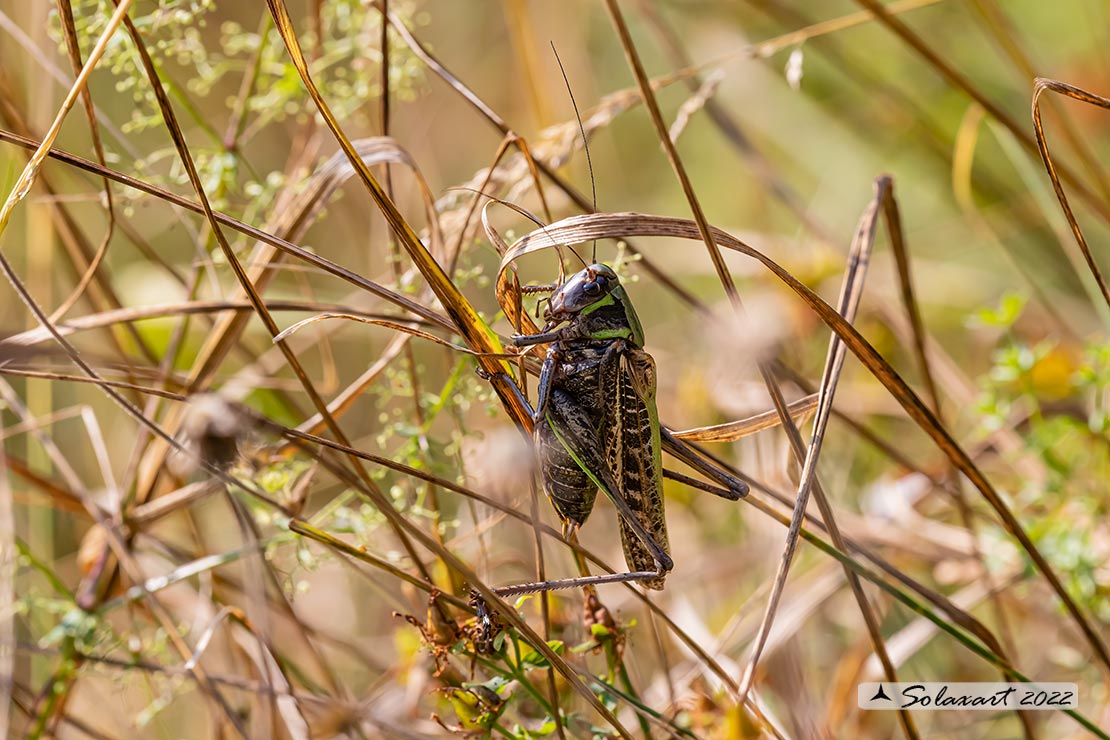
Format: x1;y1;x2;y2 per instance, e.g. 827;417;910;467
512;321;589;348
512;329;563;347
532;345;560;424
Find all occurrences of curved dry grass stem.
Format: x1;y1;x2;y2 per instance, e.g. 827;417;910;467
672;394;819;442
1031;77;1110;312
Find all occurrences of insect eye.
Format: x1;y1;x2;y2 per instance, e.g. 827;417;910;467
583;281;602;295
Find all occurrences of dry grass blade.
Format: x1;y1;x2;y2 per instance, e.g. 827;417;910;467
272;313;518;359
860;570;1021;681
0;128;454;331
1031;77;1110;311
883;181;942;410
480;196;560;338
47;0;117;324
499;209;1110;675
265;0;531;428
672;394;819;442
288;520;468;609
668;68;726;144
291;333;410;437
604;0;739;309
637;0;837;248
280;137;444;256
737;177;917;739
887;168;1030;733
1;300;424;349
0;0;132;238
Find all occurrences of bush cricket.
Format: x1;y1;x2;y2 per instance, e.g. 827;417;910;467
477;260;749;610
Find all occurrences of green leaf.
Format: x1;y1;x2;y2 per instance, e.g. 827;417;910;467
590;623;611;639
972;291;1027;328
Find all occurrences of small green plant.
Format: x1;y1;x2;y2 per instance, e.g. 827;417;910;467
973;293;1110;620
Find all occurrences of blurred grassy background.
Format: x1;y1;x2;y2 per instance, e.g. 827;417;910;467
1;0;1109;738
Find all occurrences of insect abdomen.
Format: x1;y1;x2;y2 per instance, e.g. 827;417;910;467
536;414;597;526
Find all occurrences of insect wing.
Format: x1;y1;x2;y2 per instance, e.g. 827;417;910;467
600;346;669;590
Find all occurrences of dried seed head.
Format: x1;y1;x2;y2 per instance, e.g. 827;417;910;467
582;590;617;635
169;393;246;477
76;522;110;578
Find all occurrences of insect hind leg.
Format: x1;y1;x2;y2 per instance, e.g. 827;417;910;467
487;522;669;600
660;427;750;500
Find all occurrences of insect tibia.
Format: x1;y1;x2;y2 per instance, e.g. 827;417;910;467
520;283;559;295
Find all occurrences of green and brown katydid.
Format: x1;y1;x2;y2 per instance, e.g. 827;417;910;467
478;259;749;604
471;49;748;612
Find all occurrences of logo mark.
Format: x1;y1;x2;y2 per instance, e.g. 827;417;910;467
870;684;892;702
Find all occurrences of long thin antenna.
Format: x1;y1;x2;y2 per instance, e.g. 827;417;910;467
446;186;588;271
551;42;597;263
